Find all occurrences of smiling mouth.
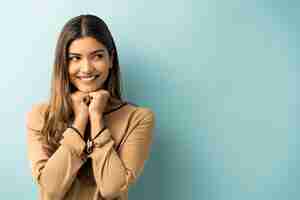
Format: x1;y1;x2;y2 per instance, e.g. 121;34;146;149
77;75;99;81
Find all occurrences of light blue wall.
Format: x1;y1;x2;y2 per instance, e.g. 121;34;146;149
0;1;297;199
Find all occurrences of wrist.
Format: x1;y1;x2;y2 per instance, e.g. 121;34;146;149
90;116;105;137
90;112;103;119
72;119;86;135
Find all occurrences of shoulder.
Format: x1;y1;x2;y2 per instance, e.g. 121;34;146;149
25;101;49;131
125;102;155;125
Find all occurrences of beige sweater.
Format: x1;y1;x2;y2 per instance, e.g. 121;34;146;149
25;101;155;200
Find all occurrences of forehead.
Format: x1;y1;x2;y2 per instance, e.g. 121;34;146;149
68;36;107;54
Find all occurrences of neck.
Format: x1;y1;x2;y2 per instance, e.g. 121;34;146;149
104;96;124;113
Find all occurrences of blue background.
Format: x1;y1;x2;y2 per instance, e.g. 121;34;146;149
0;1;297;199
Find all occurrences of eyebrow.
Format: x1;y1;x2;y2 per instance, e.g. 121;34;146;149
69;49;105;56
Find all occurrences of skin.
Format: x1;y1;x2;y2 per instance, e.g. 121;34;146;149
68;36;114;139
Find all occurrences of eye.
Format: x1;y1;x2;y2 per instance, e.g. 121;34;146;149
68;56;80;62
94;54;104;59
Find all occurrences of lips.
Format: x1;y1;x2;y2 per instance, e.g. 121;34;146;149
77;75;99;81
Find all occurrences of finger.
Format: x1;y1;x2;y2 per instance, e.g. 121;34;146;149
70;91;85;99
79;92;90;99
88;93;99;100
80;99;89;108
83;96;91;105
88;91;98;98
89;89;109;96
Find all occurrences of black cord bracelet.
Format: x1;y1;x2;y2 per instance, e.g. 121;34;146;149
68;126;84;140
91;126;107;141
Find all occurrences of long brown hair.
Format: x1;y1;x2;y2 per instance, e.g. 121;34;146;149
42;14;124;154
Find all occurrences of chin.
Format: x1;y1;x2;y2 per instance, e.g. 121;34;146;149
75;84;105;92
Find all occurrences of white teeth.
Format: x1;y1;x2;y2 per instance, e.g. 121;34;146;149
80;76;96;81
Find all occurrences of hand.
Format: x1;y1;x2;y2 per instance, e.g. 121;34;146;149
88;90;110;138
70;90;89;136
88;89;110;118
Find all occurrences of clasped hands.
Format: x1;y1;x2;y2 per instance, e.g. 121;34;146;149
70;89;110;139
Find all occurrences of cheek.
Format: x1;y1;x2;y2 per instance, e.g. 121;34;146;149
94;60;110;71
68;64;78;75
68;68;77;83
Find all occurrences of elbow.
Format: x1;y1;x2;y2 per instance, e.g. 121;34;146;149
101;190;120;199
101;186;124;199
100;174;127;199
40;184;65;199
44;191;64;200
38;176;65;199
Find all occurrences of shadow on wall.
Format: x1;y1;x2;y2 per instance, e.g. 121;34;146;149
121;41;213;199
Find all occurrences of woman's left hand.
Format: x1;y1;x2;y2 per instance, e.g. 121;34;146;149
88;89;110;118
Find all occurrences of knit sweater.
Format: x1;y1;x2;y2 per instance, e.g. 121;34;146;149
25;101;155;200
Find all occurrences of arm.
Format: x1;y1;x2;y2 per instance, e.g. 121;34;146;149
26;103;87;199
88;108;155;199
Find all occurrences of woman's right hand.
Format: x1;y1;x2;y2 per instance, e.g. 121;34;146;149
70;91;89;137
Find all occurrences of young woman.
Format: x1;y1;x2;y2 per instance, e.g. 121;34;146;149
26;14;155;200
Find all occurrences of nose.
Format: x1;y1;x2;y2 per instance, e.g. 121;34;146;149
80;58;94;73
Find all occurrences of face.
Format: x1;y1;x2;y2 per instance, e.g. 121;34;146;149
68;36;113;93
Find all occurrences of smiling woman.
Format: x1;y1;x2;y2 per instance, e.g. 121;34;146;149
25;14;155;200
68;37;113;92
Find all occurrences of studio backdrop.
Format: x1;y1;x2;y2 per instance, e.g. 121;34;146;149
0;1;297;200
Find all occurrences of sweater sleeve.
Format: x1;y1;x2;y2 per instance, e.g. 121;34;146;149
25;103;87;199
88;108;155;199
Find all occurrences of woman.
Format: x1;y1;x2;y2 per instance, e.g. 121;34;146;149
25;14;155;200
